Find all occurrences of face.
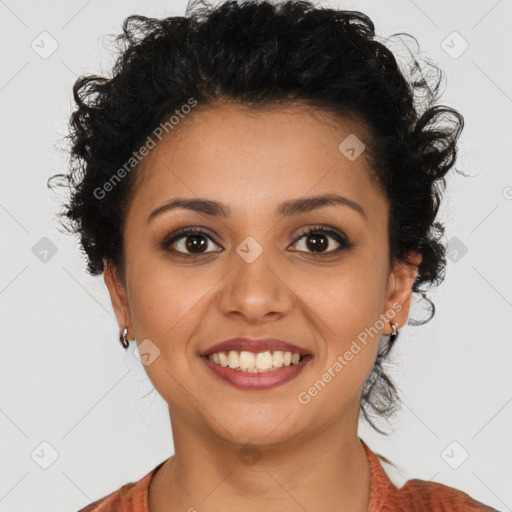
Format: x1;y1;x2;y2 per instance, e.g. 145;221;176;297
105;103;420;447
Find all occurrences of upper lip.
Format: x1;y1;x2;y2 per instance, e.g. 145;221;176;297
200;337;312;356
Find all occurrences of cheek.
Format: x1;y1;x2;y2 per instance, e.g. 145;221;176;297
301;255;386;383
126;255;215;353
307;259;386;334
125;265;207;401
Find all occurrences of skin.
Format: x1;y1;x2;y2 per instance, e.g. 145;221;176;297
104;102;421;512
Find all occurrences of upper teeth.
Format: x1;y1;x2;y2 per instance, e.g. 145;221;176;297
207;350;302;372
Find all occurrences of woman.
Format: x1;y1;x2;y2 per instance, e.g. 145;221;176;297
51;0;497;509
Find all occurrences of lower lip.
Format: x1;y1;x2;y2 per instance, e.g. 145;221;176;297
201;355;312;390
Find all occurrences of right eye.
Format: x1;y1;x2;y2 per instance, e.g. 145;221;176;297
161;227;223;257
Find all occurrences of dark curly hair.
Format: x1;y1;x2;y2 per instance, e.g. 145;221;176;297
49;0;464;435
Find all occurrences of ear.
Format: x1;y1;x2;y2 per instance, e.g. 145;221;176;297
382;251;422;334
103;258;133;338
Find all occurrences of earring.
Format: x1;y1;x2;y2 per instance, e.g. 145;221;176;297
119;327;130;349
389;321;399;343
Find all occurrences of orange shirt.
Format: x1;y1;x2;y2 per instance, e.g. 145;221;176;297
77;440;498;511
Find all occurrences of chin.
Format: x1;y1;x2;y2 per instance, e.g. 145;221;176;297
207;407;306;448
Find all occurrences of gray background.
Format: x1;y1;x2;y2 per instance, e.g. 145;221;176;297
0;0;511;510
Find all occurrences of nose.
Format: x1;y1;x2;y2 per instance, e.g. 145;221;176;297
217;247;295;324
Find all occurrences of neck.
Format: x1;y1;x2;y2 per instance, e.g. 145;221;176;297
149;408;371;512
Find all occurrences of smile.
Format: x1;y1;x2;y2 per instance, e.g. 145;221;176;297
201;350;313;390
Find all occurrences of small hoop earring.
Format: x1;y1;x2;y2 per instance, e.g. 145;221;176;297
119;327;130;349
389;321;399;343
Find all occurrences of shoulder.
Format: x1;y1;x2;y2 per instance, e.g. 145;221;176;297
393;478;498;511
75;463;161;512
360;440;497;512
75;481;139;512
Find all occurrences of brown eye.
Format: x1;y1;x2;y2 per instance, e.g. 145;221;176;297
289;226;350;254
161;227;222;256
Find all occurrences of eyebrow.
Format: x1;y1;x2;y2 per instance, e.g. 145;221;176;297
147;193;367;223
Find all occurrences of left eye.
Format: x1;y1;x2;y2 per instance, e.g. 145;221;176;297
162;227;222;255
289;227;349;254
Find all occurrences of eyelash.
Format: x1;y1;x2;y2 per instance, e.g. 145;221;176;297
160;225;352;258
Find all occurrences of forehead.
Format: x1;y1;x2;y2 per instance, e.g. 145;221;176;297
128;103;386;222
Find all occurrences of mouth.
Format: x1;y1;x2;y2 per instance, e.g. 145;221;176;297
199;337;313;390
200;337;312;358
